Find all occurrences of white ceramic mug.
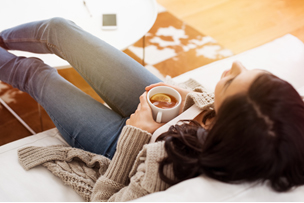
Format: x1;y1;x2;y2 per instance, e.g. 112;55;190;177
147;86;182;123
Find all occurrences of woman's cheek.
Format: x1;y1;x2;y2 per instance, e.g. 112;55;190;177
214;80;224;112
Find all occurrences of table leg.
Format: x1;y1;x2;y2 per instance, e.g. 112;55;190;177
142;34;146;66
0;97;36;135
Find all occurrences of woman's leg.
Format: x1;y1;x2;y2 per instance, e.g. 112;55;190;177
0;17;162;117
0;47;126;158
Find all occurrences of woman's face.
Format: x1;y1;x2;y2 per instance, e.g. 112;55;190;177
214;61;265;112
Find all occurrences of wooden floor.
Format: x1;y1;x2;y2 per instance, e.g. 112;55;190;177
157;0;304;53
1;0;304;145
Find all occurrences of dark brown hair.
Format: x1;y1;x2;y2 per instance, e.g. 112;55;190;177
157;73;304;192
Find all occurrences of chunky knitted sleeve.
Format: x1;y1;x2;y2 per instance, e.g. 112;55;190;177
164;77;214;112
18;145;111;201
91;141;172;202
183;86;214;111
90;125;153;201
18;125;152;202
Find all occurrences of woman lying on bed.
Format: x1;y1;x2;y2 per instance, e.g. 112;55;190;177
1;18;304;201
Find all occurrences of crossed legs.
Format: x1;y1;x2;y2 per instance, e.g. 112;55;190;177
0;18;161;158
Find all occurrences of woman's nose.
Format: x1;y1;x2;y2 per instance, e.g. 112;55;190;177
231;61;247;75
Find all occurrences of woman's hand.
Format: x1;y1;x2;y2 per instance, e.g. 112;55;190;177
126;92;163;134
145;82;192;113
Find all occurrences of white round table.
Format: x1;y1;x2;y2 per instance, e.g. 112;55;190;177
0;0;157;67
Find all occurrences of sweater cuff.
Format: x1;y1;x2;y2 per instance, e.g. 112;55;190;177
18;145;67;170
104;125;151;185
183;88;214;111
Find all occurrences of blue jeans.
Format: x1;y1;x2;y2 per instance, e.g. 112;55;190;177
0;17;161;159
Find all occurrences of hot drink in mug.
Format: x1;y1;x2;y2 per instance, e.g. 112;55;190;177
147;86;181;123
149;93;178;109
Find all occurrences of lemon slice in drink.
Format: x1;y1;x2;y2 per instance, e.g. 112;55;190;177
150;93;171;103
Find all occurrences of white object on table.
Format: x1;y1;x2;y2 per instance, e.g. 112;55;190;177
0;0;157;68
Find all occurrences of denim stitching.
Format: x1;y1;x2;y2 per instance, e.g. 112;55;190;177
5;39;67;59
47;42;67;59
4;39;46;43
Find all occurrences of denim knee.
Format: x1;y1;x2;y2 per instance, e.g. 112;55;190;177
46;17;75;31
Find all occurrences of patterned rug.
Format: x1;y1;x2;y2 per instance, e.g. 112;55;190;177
0;4;233;145
124;6;233;79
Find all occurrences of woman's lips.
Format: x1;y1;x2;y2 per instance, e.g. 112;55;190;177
222;69;229;78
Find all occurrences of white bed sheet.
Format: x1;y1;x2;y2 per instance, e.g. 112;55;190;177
0;128;83;202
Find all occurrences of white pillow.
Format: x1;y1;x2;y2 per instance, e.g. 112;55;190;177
134;175;304;201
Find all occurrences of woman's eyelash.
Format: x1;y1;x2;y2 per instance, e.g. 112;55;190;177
224;78;234;88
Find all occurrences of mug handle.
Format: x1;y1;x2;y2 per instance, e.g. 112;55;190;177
156;111;162;123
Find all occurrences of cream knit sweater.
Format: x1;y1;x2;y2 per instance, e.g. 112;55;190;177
18;81;214;202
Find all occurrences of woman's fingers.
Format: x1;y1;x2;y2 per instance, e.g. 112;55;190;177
145;82;168;91
139;92;149;108
126;91;162;133
136;102;141;111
